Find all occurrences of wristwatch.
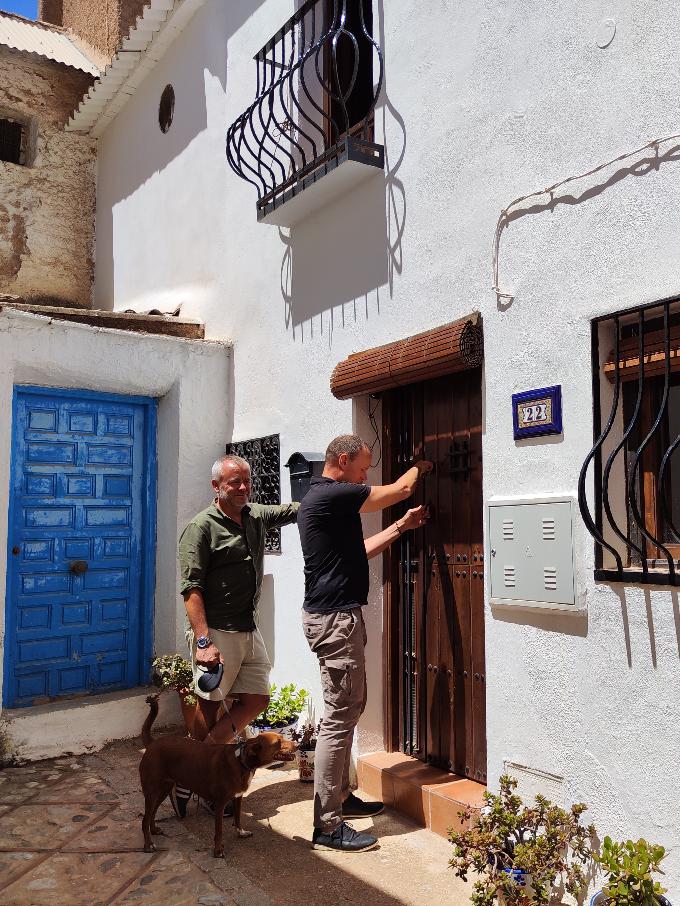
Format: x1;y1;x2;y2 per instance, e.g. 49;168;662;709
196;635;213;649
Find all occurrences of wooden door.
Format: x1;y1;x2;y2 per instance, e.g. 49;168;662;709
383;369;486;782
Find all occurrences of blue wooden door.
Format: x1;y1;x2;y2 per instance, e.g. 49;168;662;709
4;387;157;708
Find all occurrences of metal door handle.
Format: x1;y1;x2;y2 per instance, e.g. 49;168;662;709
69;561;88;575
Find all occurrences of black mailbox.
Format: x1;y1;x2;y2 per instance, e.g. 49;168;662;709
285;452;325;502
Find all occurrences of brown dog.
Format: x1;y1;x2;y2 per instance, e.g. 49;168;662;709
139;695;297;857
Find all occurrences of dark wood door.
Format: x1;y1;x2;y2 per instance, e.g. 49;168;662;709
383;369;486;782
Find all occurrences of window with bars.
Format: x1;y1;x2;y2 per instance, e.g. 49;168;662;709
0;117;26;165
224;434;282;553
579;296;680;585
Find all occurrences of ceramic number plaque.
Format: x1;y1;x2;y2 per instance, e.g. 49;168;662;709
512;385;562;440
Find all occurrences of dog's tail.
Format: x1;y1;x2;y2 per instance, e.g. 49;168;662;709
142;694;160;747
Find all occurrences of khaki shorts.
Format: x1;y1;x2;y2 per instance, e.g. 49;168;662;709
188;626;271;701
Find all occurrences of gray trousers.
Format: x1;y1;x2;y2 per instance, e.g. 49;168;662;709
302;607;367;832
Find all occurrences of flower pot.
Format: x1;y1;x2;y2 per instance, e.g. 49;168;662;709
249;718;298;738
297;749;315;782
177;690;198;737
590;894;672;906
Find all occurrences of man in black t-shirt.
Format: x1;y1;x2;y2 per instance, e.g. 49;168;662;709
298;434;431;853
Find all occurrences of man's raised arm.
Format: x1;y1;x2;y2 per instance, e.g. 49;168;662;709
360;460;433;513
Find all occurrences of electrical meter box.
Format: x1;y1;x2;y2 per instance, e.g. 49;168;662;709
487;496;578;610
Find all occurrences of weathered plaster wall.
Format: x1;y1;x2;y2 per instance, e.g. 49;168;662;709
0;308;232;759
39;0;147;62
0;48;96;307
93;0;680;892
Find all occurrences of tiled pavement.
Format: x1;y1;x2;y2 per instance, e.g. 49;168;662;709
0;733;473;906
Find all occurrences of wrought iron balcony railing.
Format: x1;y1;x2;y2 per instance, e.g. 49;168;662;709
226;0;384;225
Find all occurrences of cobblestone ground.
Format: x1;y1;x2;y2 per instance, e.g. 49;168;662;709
0;732;473;906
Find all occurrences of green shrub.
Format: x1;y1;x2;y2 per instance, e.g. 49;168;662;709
596;837;667;906
252;683;308;727
449;774;595;906
151;654;197;705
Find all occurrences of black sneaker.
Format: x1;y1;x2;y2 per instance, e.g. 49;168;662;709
169;785;191;819
312;821;378;852
342;792;385;819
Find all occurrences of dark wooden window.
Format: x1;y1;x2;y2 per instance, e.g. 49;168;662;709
623;373;680;564
0;117;24;165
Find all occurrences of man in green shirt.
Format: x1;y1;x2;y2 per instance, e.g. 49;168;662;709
178;454;299;748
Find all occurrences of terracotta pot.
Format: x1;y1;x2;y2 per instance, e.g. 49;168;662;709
297;749;315;782
177;689;198;737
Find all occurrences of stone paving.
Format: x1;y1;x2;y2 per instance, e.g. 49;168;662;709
0;731;473;906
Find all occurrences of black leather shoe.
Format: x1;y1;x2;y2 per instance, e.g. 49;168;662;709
312;821;378;852
342;792;385;819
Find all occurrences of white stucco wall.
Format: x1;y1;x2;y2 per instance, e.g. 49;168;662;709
0;308;232;759
92;0;680;893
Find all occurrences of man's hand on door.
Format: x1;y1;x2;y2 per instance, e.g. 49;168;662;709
400;505;430;531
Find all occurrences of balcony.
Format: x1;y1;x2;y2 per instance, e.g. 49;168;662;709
226;0;384;227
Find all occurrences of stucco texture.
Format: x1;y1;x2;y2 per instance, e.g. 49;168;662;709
40;0;147;62
91;0;680;894
0;47;95;307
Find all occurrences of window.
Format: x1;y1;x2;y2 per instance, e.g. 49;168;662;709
579;297;680;584
224;434;282;553
0;117;24;165
324;0;375;144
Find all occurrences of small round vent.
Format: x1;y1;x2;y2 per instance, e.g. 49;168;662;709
159;84;175;134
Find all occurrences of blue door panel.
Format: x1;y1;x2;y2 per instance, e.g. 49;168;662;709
4;386;156;708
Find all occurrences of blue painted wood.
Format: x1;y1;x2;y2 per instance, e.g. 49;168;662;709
4;386;157;708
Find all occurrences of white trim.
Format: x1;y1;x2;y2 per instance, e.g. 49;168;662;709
65;0;207;137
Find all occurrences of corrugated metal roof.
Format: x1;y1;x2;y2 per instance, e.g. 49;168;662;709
0;12;99;75
67;0;207;137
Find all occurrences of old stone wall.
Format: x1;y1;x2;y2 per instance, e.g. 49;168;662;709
0;47;96;307
39;0;147;62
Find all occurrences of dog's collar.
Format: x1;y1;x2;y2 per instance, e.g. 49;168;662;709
234;743;250;770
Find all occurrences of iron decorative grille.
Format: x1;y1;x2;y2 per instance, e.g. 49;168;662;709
225;434;282;553
579;296;680;585
226;0;384;221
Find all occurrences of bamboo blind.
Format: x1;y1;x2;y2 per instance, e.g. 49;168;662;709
330;314;484;399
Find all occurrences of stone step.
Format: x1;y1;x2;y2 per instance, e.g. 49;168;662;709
357;751;486;838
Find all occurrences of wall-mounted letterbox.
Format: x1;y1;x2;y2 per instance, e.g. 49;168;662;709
285;452;325;502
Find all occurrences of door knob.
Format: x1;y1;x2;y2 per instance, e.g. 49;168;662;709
69;560;88;575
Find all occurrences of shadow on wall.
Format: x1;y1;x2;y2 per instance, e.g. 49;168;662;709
279;0;406;340
98;1;268;307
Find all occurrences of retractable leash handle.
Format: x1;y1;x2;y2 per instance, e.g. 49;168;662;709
196;662;239;741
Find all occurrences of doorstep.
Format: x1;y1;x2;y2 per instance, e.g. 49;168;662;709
357;751;486;838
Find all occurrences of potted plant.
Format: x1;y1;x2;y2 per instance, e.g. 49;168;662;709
250;682;308;739
291;700;320;782
151;653;198;736
449;774;595;906
592;837;671;906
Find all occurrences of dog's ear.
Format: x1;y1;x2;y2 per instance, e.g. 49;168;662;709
243;736;263;768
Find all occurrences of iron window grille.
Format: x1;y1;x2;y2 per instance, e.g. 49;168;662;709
0;117;25;165
579;295;680;585
226;0;384;222
225;434;282;553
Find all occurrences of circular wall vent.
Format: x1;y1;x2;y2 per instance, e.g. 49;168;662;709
159;84;175;133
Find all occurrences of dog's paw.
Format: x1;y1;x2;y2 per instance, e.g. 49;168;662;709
143;843;156;853
235;828;253;838
213;848;225;859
